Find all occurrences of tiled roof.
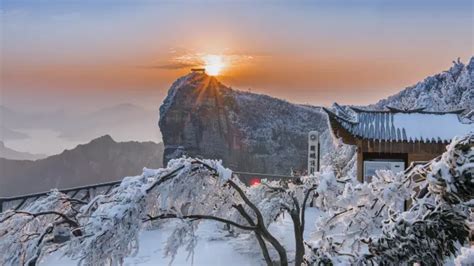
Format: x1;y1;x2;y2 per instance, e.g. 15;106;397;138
323;105;473;143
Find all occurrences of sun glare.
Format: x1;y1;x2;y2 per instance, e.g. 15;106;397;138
203;55;225;76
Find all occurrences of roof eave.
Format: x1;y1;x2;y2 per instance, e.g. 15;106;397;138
322;107;358;125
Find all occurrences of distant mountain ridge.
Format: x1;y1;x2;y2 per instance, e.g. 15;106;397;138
0;141;47;160
0;135;164;197
0;103;159;143
0;126;29;141
373;57;474;112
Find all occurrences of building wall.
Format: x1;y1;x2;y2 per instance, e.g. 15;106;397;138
356;139;447;182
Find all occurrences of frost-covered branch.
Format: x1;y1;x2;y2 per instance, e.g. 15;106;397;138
1;134;471;266
0;191;80;265
307;133;473;265
362;134;474;264
146;159;290;265
366;204;470;265
144;213;257;231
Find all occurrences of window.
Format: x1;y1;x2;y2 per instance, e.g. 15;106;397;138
363;160;405;183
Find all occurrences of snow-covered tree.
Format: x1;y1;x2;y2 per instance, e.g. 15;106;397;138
0;134;472;266
306;167;414;264
307;133;473;264
0;191;83;265
142;158;321;265
366;133;473;265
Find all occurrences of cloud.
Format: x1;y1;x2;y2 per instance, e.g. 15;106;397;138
140;62;199;70
0;126;29;141
139;48;265;71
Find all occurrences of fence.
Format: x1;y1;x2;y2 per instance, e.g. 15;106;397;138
0;172;294;213
0;180;121;213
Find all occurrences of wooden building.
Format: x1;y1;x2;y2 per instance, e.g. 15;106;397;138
323;105;473;182
191;68;206;74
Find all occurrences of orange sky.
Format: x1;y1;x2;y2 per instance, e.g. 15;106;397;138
1;1;473;110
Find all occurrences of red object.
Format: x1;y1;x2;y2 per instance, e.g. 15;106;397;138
249;177;261;186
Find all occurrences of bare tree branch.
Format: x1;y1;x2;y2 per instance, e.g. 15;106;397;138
12;211;80;229
233;204;273;266
144;213;257;231
146;165;185;193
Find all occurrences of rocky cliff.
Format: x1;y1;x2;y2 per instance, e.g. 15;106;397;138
159;57;474;175
159;73;329;175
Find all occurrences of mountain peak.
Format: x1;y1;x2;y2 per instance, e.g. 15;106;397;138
159;72;228;118
178;72;221;88
90;135;115;144
158;70;328;174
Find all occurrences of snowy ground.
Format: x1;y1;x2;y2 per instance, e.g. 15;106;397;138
42;209;322;265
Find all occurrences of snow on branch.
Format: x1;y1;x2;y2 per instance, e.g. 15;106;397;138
364;133;474;265
427;133;474;203
64;174;149;266
307;133;473;265
0;134;472;266
366;203;470;265
0;190;81;265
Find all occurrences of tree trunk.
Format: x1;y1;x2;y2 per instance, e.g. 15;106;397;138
255;233;273;266
290;211;305;266
260;227;288;266
234;204;273;265
228;180;288;265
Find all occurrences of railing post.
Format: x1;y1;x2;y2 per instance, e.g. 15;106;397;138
0;180;122;213
89;188;95;201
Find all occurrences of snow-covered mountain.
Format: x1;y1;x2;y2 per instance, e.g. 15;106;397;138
374;57;473;112
159;73;330;175
159;57;473;175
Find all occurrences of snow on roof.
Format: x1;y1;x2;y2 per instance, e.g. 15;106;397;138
324;106;473;143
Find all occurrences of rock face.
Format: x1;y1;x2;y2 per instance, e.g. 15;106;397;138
374;57;474;112
159;58;474;175
0;135;164;197
159;73;329;175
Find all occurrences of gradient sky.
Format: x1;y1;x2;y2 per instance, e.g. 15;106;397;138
1;0;473;112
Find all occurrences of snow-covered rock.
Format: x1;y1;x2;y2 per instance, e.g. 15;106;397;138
159;72;331;175
374;57;474;113
159;57;473;176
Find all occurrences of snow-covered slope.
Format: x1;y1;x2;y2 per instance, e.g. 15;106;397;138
374;57;474;112
42;208;322;266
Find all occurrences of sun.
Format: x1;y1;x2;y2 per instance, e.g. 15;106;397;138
203;55;225;76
